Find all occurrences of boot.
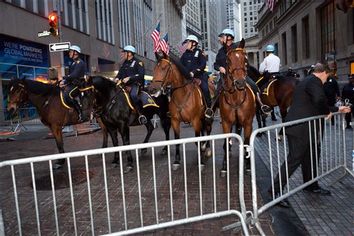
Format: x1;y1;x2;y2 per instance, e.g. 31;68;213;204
73;99;83;122
256;92;272;114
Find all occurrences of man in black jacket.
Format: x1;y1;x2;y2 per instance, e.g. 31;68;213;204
270;63;351;207
342;74;354;129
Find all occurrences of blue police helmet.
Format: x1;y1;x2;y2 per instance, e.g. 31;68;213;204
123;45;136;54
69;45;81;53
221;28;235;38
266;44;275;52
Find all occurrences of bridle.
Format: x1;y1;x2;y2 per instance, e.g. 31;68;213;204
226;47;247;91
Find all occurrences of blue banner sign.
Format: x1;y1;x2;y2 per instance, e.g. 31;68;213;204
0;34;49;67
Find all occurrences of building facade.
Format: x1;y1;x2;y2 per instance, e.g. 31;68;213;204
241;0;263;39
257;0;354;81
0;0;187;122
226;0;241;41
184;0;202;40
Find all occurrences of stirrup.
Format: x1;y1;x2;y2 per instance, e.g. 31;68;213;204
204;108;214;119
138;115;147;125
261;105;272;115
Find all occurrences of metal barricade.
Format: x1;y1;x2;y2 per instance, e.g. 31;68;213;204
248;113;353;235
0;134;249;236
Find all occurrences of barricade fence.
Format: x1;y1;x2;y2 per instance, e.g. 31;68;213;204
0;134;249;236
249;112;353;234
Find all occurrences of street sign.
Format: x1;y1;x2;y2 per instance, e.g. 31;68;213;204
49;42;71;52
38;31;51;37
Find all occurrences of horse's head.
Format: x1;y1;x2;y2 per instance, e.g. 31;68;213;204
7;78;28;116
226;38;247;90
149;52;174;95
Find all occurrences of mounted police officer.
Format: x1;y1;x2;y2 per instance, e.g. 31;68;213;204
115;45;147;125
214;28;271;114
259;44;280;75
60;45;86;122
180;35;213;118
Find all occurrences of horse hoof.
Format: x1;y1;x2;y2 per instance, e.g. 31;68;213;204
161;148;168;156
53;163;63;170
220;170;227;178
256;133;263;137
172;163;180;171
124;165;133;173
201;143;207;152
277;135;283;141
140;148;148;156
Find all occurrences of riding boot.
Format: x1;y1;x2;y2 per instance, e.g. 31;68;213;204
73;100;83;122
256;92;272;114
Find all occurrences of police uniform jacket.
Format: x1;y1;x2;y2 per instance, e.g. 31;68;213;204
180;48;206;79
285;74;338;140
65;58;86;84
213;42;239;71
116;57;145;86
341;81;354;105
323;76;340;106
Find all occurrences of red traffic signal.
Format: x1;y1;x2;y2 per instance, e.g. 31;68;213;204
48;12;58;36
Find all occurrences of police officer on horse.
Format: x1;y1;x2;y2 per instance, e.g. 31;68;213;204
214;28;271;114
115;45;147;125
180;35;213;118
60;45;86;122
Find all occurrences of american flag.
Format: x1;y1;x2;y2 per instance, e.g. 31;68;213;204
151;22;160;52
267;0;275;12
159;33;170;55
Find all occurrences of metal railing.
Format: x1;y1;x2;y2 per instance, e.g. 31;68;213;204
248;112;353;235
0;133;249;236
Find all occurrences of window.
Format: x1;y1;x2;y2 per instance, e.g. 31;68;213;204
282;32;287;65
291;24;298;62
302;15;310;59
321;1;335;60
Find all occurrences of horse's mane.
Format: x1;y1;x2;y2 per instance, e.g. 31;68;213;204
10;78;58;95
247;65;261;80
167;56;192;80
90;75;116;93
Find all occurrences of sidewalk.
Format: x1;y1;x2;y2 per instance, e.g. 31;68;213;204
254;123;354;235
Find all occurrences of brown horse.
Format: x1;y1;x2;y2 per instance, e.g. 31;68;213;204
148;53;212;170
7;78;100;169
219;39;256;174
247;66;299;128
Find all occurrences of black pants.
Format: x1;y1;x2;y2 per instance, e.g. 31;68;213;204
272;135;320;194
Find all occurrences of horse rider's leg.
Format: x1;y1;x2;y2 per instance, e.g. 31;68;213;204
246;76;271;114
171;119;181;170
141;120;154;155
131;85;147;124
108;128;120;165
68;85;83;122
52;125;65;169
120;124;134;173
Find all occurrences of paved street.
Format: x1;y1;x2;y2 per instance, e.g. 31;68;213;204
0;115;353;235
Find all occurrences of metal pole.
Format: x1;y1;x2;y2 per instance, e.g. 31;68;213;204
57;0;65;78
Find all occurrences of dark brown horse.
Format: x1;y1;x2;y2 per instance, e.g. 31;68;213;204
247;66;299;128
7;78;99;169
148;53;212;170
219;39;256;174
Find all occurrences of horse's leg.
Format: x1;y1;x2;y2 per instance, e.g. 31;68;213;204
243;121;253;172
221;121;232;176
160;115;171;155
271;108;277;121
120;124;133;173
141;120;154;155
97;117;108;148
108;128;120;165
52;125;65;169
171;119;181;170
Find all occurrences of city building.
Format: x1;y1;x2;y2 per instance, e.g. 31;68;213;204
256;0;354;81
184;0;202;40
226;0;241;41
200;0;219;72
241;0;263;39
0;0;186;122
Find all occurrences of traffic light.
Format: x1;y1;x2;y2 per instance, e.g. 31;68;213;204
48;11;58;36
